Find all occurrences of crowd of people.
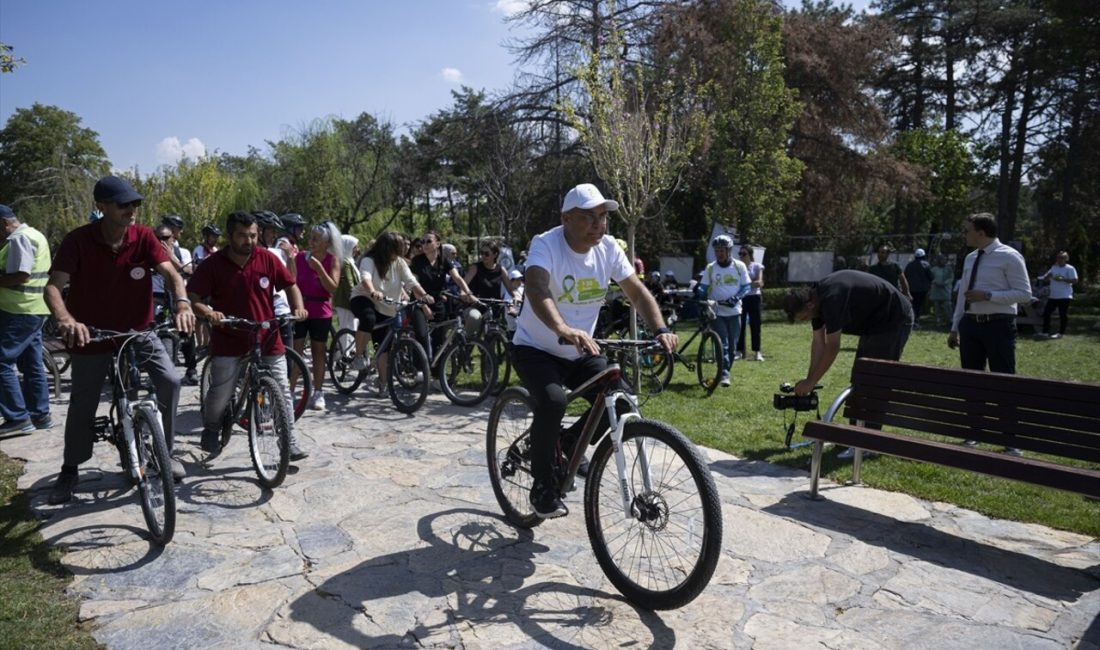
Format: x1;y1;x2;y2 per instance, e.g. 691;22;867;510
0;175;1083;517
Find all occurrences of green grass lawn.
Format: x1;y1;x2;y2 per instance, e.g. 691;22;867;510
0;455;102;650
641;308;1100;537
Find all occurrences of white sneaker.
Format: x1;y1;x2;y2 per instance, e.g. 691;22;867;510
733;352;744;361
310;390;326;411
753;351;765;362
351;355;368;371
720;375;731;387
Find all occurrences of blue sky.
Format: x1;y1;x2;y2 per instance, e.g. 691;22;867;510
2;0;872;174
0;0;526;173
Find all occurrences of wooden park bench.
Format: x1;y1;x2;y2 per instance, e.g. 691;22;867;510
803;358;1100;500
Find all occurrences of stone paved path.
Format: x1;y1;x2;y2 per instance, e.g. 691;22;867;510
2;382;1098;649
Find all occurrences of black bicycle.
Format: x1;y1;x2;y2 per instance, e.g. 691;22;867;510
87;324;178;545
486;338;723;609
199;316;294;488
654;298;733;396
468;296;514;396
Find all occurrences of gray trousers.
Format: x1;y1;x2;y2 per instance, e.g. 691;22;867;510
203;355;297;445
64;333;179;468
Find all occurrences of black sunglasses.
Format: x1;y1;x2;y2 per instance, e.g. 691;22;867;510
480;250;493;256
158;235;172;242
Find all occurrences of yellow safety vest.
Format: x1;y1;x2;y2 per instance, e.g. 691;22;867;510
0;224;51;315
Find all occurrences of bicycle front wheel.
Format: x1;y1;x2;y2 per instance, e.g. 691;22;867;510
328;328;365;394
132;405;176;546
696;330;722;395
486;331;512;396
486;387;542;529
584;419;722;610
285;348;311;421
249;375;291;488
439;338;496;407
388;338;429;414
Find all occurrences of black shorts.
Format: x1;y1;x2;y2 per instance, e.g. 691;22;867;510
294;317;331;343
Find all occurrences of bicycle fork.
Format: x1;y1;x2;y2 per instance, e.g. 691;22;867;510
119;397;159;481
603;391;649;520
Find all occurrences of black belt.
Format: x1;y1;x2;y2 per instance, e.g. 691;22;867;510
965;313;1014;323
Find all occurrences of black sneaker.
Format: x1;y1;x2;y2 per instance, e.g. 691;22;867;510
182;369;199;386
32;415;55;430
530;483;568;519
576;455;590;478
200;428;222;455
48;472;78;505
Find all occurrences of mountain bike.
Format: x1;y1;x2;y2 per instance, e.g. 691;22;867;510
199;316;294;488
468;296;514;396
326;298;432;413
486;338;723;610
425;296;497;407
201;340;310;423
87;324;178;545
658;299;733;396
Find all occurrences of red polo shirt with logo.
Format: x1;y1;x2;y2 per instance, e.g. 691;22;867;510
187;247;294;356
51;222;170;354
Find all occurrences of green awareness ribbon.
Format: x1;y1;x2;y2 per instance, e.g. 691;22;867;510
558;275;577;303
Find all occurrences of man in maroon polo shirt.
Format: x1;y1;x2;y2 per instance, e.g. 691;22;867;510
187;211;310;459
44;176;196;505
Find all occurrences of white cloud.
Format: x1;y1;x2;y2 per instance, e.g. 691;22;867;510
441;67;464;84
492;0;528;16
156;136;206;165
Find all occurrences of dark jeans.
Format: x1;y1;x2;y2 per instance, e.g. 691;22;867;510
958;315;1016;374
0;311;49;422
737;294;762;354
512;345;618;487
1042;298;1070;335
910;291;928;320
63;333;180;469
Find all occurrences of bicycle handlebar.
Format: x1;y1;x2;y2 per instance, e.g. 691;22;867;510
87;321;176;343
210;315;297;330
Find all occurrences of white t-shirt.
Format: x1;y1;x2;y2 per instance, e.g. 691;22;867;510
745;261;764;296
351;256;420;316
703;259;751;316
1044;264;1078;300
513;226;633;360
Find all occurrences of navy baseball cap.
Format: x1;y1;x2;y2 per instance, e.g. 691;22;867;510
93;175;143;204
0;204;15;219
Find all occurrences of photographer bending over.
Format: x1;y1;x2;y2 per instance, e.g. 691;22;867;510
783;270;914;458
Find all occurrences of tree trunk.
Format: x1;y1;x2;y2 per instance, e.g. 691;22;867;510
1004;46;1038;242
995;48;1020;232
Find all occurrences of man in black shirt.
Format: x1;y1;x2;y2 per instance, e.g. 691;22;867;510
868;245;911;300
783;270;914;397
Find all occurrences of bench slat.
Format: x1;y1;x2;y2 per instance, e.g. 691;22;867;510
804;421;1100;499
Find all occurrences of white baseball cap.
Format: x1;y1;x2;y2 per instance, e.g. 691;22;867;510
508;269;523;280
914;248;926;258
561;183;619;213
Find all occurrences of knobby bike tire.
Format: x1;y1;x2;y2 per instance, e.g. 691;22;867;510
584;419;722;610
131;405;176;546
249;375;291;488
486;387;542;529
486;331;512;396
439;338;497;407
198;355;213;421
696;330;723;396
285;348;311;421
388;338;429;414
328;328;365;394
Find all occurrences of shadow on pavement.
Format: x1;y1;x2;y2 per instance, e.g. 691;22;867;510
763;492;1100;601
288;507;676;648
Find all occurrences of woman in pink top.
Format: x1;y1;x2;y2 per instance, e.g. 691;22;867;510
293;221;343;411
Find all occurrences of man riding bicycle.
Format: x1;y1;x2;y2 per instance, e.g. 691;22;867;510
186;211;310;459
512;183;677;519
44;176;196;504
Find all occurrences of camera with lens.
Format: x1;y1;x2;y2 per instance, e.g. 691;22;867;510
773;382;819;412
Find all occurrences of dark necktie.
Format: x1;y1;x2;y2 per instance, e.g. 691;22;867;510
964;249;984;311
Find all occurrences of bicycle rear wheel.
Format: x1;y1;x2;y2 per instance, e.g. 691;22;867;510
486;387;542;529
249;375;291;488
486;331;512;396
131;405;176;546
439;338;496;406
328;328;365;394
696;331;722;396
584;419;722;610
285;348;311;421
388;338;429;414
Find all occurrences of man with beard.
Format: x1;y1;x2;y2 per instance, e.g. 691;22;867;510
187;211;309;459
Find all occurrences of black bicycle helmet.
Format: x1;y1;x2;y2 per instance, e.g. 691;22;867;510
253;210;284;231
201;224;223;237
280;212;306;229
161;214;184;229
